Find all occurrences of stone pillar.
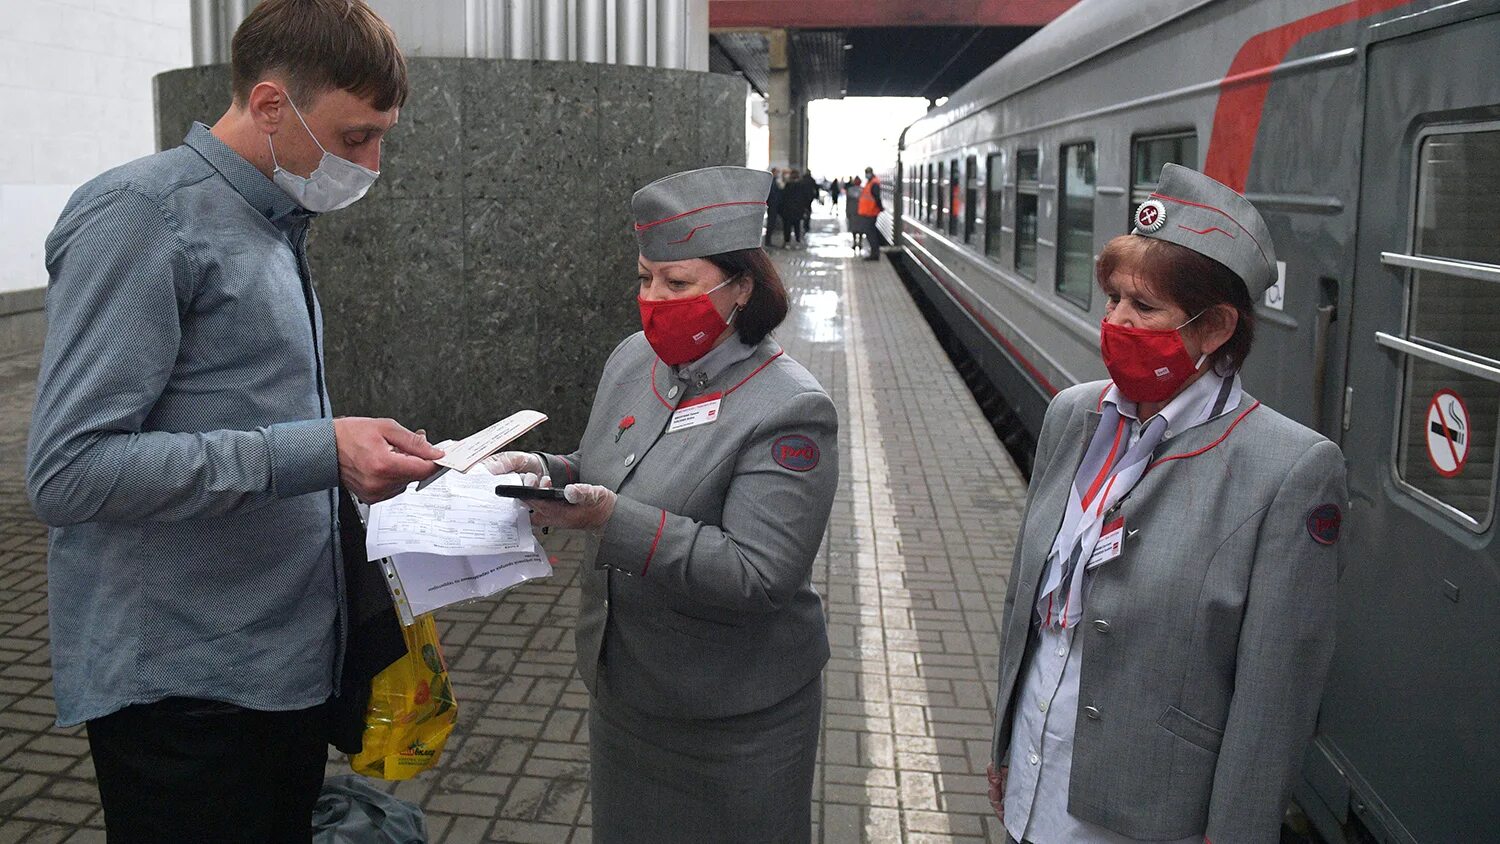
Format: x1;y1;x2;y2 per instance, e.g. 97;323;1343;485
792;99;809;170
155;59;747;452
766;29;792;169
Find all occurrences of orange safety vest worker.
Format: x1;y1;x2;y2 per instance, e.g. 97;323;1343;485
858;176;882;217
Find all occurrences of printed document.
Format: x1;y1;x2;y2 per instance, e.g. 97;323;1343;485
367;467;551;622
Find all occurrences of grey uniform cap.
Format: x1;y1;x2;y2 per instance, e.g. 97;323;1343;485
1131;163;1278;298
632;166;773;262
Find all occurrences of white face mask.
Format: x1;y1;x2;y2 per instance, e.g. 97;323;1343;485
267;93;379;212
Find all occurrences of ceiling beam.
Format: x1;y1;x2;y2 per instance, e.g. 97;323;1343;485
709;0;1078;29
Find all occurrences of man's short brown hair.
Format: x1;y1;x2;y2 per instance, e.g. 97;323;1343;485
231;0;408;111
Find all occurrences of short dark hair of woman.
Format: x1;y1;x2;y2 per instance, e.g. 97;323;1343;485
706;248;789;345
1096;234;1256;376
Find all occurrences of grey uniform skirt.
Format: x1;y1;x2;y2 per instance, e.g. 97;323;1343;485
589;674;822;844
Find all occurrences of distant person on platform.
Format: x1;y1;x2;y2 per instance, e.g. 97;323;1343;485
765;166;783;248
829;176;842;209
858;166;884;260
779;167;807;248
25;1;445;840
846;176;864;251
799;169;821;234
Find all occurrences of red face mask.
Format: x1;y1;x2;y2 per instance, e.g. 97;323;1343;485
638;279;737;366
1098;315;1206;403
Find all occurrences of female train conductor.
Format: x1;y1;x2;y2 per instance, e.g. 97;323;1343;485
488;166;838;843
988;165;1347;844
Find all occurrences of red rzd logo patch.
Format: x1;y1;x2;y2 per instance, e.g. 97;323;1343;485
1306;503;1341;546
772;435;820;472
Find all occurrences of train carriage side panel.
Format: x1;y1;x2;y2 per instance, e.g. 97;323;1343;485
896;0;1416;443
896;1;1356;442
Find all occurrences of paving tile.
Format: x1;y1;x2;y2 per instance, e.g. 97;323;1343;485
425;790;504;819
12;797;95;825
437;815;492;843
487;819;577;843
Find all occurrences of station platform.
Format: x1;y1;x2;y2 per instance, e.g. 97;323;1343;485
0;207;1026;843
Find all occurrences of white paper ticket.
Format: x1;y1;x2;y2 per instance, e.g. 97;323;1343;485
434;409;548;472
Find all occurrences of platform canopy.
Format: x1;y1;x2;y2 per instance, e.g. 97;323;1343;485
709;0;1078;100
710;0;1077;29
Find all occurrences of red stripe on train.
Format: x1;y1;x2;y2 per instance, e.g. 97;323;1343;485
1204;0;1417;192
910;251;1061;397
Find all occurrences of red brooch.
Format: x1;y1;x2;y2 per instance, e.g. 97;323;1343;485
615;416;635;442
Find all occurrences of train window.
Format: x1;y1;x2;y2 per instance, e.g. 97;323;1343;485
1056;142;1097;308
985;152;1005;260
895;162;903;218
937;162;947;228
1131;131;1198;217
926;163;935;222
948;158;961;237
964;155;979;244
1016;149;1040;280
1394;128;1500;526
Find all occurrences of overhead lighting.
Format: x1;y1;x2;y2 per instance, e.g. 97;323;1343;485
842;43;853;50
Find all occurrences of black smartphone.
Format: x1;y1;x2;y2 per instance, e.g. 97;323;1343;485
494;485;570;502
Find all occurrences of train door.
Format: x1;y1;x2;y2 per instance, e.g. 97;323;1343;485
1303;8;1500;842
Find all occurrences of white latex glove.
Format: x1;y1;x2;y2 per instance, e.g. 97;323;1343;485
483;451;544;476
528;482;617;533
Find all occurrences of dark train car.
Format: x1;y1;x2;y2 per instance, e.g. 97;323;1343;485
891;0;1500;841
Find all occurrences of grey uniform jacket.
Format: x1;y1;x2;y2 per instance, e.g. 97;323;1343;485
992;380;1346;843
540;332;838;720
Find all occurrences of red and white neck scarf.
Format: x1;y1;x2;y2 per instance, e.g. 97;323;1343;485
1035;373;1239;629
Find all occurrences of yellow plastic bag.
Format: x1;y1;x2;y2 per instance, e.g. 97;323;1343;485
350;613;457;780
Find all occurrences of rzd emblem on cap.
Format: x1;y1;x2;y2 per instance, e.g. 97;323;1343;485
772;435;820;472
1135;199;1167;233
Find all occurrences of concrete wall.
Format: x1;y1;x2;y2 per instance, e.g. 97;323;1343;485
0;1;192;354
157;58;747;452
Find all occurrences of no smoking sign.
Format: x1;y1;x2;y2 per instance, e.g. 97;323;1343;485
1426;389;1470;478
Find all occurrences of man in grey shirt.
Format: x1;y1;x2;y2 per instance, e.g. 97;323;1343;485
25;2;441;840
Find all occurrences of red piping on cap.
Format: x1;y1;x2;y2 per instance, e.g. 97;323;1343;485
669;224;713;244
1177;225;1236;239
1150;192;1269;267
635;201;767;231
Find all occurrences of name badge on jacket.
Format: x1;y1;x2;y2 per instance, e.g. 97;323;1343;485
668;392;722;433
1087;516;1126;568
